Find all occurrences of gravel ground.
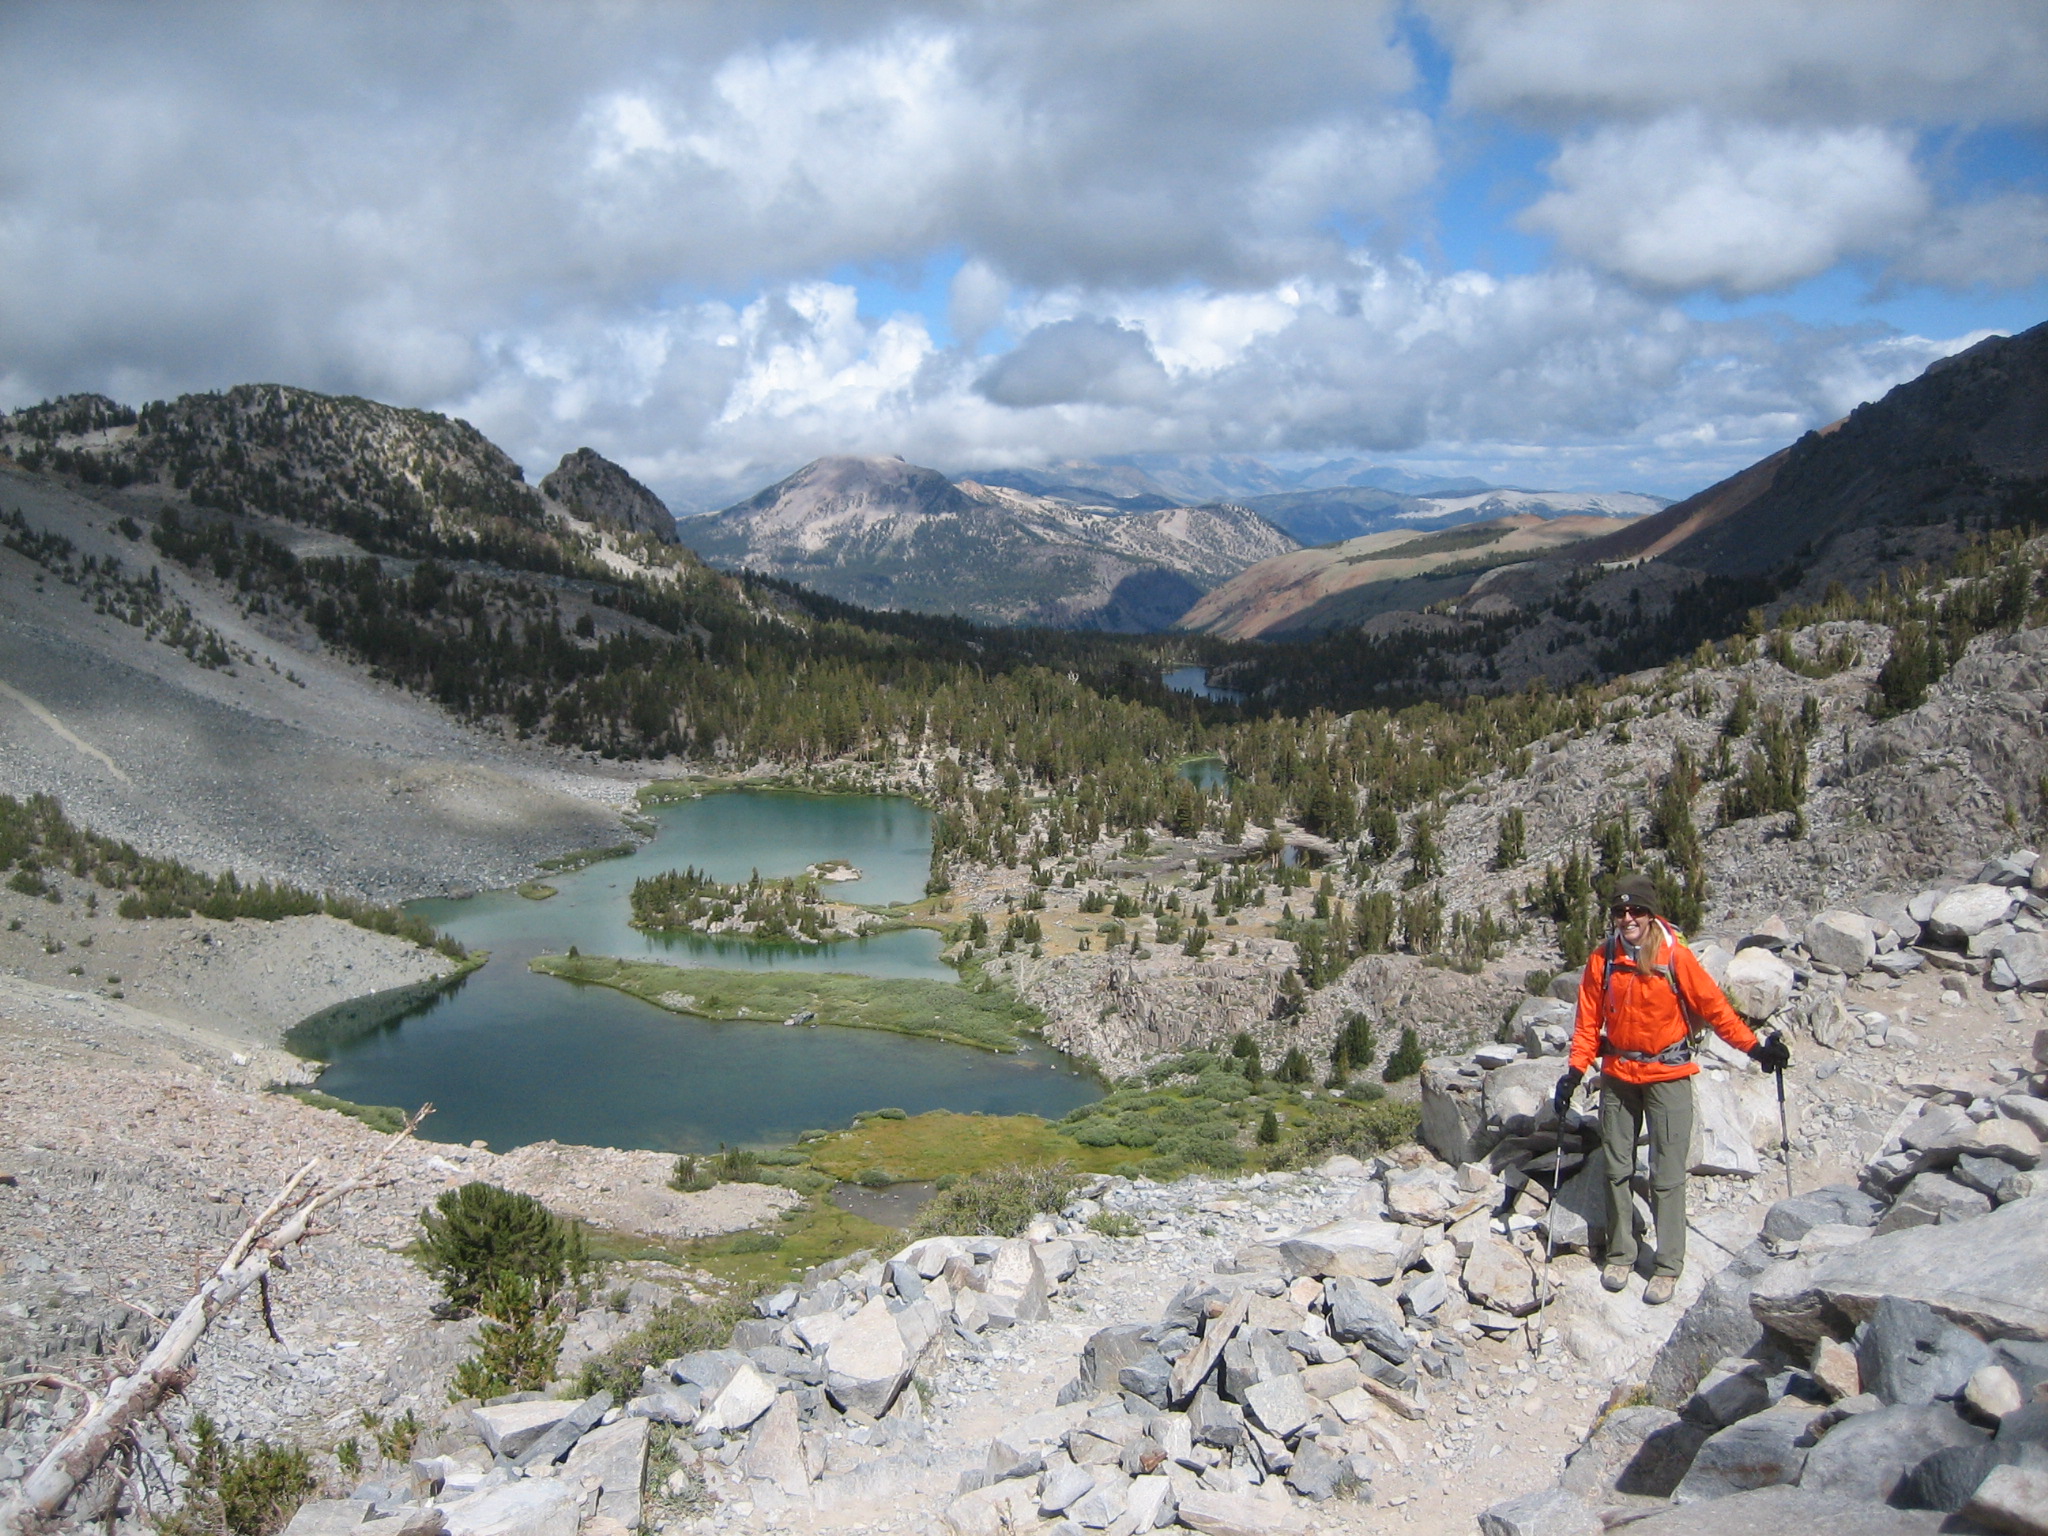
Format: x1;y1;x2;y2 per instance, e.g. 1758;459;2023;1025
0;463;645;903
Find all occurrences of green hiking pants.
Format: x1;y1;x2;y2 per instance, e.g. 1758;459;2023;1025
1599;1074;1695;1278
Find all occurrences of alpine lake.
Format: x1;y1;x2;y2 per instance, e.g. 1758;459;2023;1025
296;788;1101;1153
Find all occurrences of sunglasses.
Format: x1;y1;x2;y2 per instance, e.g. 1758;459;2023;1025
1610;903;1653;919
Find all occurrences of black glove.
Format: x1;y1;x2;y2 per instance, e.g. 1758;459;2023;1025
1749;1031;1790;1073
1552;1069;1583;1119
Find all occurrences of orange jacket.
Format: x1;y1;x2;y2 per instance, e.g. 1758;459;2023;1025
1569;919;1757;1083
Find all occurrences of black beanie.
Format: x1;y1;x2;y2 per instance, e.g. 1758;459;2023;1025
1611;872;1660;915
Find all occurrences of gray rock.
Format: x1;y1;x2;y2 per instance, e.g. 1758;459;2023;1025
1487;1058;1568;1133
1475;1486;1602;1536
1803;990;1857;1050
1995;933;2048;991
281;1502;373;1536
1856;1296;1994;1406
1323;1277;1411;1362
983;1238;1049;1326
1559;1407;1694;1498
1873;1172;1993;1233
1606;1484;1948;1533
737;1393;812;1495
1671;1404;1812;1502
1419;1061;1491;1165
824;1297;912;1418
467;1402;571;1461
1648;1241;1776;1404
1124;1473;1176;1531
1967;1365;2026;1421
669;1349;750;1393
561;1415;648;1525
1463;1233;1543;1317
1980;855;2039;888
1067;1465;1131;1528
1798;1402;1986;1504
1117;1351;1174;1407
1539;1153;1608;1253
2000;1094;2048;1140
1994;1340;2048;1402
1762;1187;1882;1245
729;1318;782;1350
1954;1154;2026;1202
1038;1461;1096;1515
1401;1269;1449;1317
1619;1418;1716;1497
439;1480;579;1536
510;1391;610;1467
1249;1328;1298;1382
1242;1374;1315;1440
1692;1072;1763;1176
1282;1437;1360;1502
1871;950;1927;978
1172;1488;1309;1535
1685;1359;1772;1429
1806;912;1877;974
1930;885;2018;944
700;1363;778;1434
1726;948;1797;1020
1170;1292;1251;1405
1078;1324;1157;1400
1962;1464;2048;1536
1895;1440;1996;1512
1189;1384;1246;1449
354;1509;446;1536
884;1259;926;1302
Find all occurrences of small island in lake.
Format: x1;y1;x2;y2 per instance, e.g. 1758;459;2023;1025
630;865;879;943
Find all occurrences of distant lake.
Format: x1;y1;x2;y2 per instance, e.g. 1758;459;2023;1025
302;790;1098;1152
1162;665;1245;704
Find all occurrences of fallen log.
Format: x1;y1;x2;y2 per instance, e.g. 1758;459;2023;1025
0;1110;426;1536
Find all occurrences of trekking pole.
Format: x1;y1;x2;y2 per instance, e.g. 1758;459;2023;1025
1534;1090;1567;1352
1774;1062;1794;1202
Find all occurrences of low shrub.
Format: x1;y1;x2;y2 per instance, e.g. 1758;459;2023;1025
577;1293;755;1401
159;1414;313;1536
911;1162;1081;1239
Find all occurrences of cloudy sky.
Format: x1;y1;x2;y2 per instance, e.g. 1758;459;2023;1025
3;2;2044;508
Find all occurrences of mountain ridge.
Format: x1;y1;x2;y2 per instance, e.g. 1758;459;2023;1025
677;453;1300;630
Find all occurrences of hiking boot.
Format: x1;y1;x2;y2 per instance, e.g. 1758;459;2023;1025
1644;1274;1678;1306
1600;1263;1630;1293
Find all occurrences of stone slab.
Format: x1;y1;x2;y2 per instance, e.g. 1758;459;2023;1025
1750;1194;2048;1343
1609;1484;1946;1534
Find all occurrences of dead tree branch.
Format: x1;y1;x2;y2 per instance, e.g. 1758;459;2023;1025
0;1109;428;1536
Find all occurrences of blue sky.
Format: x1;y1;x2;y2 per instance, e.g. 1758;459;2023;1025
1;2;2043;507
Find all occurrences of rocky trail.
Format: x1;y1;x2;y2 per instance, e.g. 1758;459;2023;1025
9;836;2046;1536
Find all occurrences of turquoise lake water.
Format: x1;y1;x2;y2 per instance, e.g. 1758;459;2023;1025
304;789;1100;1153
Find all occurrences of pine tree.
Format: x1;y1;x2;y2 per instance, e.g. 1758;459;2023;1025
1382;1025;1424;1082
1493;807;1525;870
1257;1108;1280;1145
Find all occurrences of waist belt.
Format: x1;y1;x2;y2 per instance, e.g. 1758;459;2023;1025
1602;1039;1693;1065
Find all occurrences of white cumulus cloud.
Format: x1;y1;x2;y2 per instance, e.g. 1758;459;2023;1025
1521;115;1930;295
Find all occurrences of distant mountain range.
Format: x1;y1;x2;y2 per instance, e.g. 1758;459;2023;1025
676;453;1663;631
675;455;1299;630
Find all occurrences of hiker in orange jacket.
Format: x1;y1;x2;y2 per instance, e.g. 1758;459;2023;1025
1551;873;1788;1304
